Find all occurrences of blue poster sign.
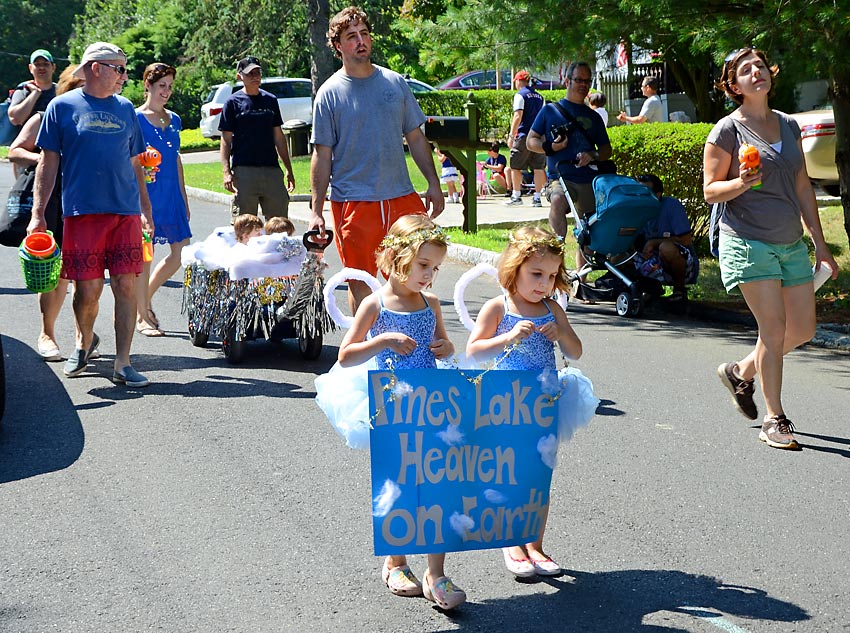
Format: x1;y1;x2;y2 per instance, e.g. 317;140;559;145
368;368;559;555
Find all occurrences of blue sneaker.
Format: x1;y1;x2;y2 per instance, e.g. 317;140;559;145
63;348;88;377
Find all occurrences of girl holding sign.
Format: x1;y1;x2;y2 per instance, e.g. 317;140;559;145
466;224;597;578
316;215;467;610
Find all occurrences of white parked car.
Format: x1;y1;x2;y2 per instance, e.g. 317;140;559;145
790;106;839;196
199;77;313;139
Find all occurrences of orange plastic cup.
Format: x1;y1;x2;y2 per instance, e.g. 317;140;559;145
23;232;57;259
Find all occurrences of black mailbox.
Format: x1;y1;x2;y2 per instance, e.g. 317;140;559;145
424;116;470;145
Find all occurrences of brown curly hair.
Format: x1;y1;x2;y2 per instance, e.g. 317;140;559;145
327;6;371;59
143;62;176;88
716;48;778;106
498;224;569;296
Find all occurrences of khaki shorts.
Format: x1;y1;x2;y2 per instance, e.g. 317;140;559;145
508;136;545;171
231;165;290;219
546;179;595;218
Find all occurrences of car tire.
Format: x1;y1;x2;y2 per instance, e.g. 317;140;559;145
823;184;841;197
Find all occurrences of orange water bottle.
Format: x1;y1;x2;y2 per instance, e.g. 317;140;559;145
738;143;762;189
142;230;153;262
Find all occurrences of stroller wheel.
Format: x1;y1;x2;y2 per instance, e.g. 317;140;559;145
615;292;642;317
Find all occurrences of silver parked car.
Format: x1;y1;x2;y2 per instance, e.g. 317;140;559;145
199;77;312;139
790;106;839;196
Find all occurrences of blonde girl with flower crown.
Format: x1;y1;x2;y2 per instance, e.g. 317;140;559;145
316;214;466;610
466;223;597;579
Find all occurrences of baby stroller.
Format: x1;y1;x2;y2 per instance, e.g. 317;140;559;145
559;162;662;317
183;229;334;364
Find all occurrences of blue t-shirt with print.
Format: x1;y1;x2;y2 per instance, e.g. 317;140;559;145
37;88;145;217
530;99;610;183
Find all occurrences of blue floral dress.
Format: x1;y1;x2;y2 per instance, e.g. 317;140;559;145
315;293;438;449
493;297;598;442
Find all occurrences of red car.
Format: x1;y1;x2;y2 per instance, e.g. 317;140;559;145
437;69;561;91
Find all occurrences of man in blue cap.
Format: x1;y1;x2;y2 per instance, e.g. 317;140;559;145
7;49;57;126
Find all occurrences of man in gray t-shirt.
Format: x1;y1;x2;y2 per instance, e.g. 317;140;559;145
309;6;443;313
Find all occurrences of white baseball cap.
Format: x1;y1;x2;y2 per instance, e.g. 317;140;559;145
73;42;127;77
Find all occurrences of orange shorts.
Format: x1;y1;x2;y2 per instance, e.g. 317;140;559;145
330;192;426;275
61;214;143;281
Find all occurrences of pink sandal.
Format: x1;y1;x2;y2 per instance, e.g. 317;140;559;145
381;558;422;597
422;574;466;610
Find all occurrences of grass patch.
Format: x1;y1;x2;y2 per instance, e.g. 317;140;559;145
447;204;850;322
180;128;219;152
182;152;434;196
0;146;8;160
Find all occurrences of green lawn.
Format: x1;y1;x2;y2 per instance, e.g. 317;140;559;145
181;154;434;196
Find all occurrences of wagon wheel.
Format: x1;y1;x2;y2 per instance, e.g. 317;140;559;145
221;327;246;364
298;329;323;360
187;308;209;348
0;335;5;425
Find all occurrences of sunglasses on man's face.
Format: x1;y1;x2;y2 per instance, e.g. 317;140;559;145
99;62;128;75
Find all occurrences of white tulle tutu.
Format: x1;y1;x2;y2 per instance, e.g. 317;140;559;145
316;359;598;450
556;367;599;442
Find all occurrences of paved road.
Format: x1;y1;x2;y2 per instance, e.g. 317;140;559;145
1;160;848;632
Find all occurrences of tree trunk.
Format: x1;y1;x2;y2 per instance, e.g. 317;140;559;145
833;63;850;248
667;55;725;123
306;0;333;97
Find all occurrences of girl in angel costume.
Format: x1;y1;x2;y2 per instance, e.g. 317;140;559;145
464;224;599;579
315;215;467;610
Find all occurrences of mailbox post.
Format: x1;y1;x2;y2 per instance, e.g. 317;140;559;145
423;92;487;232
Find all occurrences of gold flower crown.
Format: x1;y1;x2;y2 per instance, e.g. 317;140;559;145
380;226;450;250
508;231;565;255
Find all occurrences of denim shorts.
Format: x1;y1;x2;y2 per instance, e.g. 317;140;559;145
719;232;813;293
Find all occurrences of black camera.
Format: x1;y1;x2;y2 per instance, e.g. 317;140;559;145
550;120;575;141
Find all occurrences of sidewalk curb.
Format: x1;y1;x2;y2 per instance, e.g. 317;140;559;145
185;186;849;353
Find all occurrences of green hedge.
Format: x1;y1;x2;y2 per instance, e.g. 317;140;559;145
415;91;713;245
608;123;714;244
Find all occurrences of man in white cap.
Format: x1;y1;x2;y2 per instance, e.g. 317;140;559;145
27;42;155;388
7;48;57;126
219;55;295;222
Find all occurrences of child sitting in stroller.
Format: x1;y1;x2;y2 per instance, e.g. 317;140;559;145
633;174;699;303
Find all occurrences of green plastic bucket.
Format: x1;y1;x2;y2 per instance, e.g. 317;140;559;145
20;242;62;293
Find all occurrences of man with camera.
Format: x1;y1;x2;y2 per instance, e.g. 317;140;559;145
527;61;611;274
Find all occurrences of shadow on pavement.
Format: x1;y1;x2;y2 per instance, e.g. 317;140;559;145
0;336;84;484
433;568;809;632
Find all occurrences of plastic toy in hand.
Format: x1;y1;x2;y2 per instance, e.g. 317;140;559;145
138;146;162;183
738;143;762;190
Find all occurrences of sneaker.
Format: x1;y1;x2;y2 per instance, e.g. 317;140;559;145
63;348;88;377
759;415;800;450
504;197;523;206
112;365;151;388
717;362;758;420
532;197;542;208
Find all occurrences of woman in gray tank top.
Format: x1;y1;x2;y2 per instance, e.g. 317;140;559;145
703;48;838;450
